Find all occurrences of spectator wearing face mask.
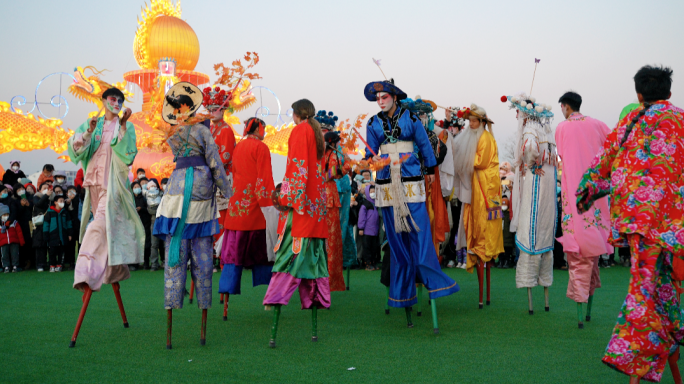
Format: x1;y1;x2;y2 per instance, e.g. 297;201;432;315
12;182;33;270
145;179;163;271
0;185;18;224
64;186;81;270
131;181;150;270
0;203;26;273
42;194;72;272
32;183;52;271
139;177;149;197
3;161;27;188
160;178;168;193
136;168;146;182
497;196;514;269
53;171;68;190
37;164;55;188
52;186;65;202
358;185;380;270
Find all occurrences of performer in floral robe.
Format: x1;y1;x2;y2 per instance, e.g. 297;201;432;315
66;87;145;347
555;91;612;328
153;83;231;348
364;80;459;331
219;118;275;315
263;99;329;348
576;65;684;383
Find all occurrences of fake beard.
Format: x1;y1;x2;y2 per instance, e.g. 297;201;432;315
452;124;485;181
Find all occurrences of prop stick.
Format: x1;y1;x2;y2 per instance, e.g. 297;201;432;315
529;58;540;96
351;126;377;157
372;58;387;80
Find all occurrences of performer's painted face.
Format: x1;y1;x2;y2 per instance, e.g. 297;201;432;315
377;92;394;112
209;107;224;121
468;116;481;129
105;95;123;114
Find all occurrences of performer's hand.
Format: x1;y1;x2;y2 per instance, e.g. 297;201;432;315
120;108;132;128
533;168;545;176
68;236;72;241
445;108;453;121
426;174;435;184
372;155;382;163
88;118;97;133
576;190;590;214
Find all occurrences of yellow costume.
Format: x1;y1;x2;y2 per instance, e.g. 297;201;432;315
463;130;504;272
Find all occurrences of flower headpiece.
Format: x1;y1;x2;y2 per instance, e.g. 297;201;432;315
501;93;554;119
202;86;233;110
315;110;339;131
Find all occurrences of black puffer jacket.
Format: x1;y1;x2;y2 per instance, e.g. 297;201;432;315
32;192;50;248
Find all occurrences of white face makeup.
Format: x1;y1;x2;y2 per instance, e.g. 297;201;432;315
376;92;394;112
210;107;224;121
105;95;124;114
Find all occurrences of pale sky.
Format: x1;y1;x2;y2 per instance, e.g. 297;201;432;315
1;0;683;175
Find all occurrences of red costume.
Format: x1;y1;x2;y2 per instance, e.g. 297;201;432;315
324;146;351;292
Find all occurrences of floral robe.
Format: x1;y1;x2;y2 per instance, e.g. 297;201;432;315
324;147;350;292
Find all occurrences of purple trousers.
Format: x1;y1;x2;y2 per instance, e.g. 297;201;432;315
263;272;331;309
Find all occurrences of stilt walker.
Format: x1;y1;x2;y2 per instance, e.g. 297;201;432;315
67;87;144;348
153;83;231;349
554;91;612;328
503;91;557;314
577;65;684;383
263;99;331;348
364;79;459;333
218;117;276;320
452;104;503;309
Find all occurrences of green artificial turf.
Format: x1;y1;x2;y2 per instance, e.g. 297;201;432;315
0;265;677;383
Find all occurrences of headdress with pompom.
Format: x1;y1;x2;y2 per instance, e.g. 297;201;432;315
501;93;554;122
202;86;233;111
314;110;339;131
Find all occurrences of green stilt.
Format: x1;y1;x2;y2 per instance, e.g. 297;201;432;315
311;307;318;342
577;303;584;329
431;298;439;334
417;284;423;317
586;295;594;322
405;307;414;328
269;305;281;348
346;267;350;291
384;286;390;314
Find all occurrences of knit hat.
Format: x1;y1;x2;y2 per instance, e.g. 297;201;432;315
0;204;9;216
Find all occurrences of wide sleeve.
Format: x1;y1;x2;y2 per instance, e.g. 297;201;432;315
68;119;95;164
215;125;236;174
413;118;437;169
520;126;540;167
576;128;620;213
111;121;138;166
439;130;454;196
279;126;309;212
474;133;495;170
200;125;231;197
256;143;276;208
554;124;564;159
365;117;381;160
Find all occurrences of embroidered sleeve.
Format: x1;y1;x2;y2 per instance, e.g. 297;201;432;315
279;127;309;213
256;143;276;208
200;125;231;197
576;128;619;212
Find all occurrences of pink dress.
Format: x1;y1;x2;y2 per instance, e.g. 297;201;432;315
555;112;613;302
71;118;129;292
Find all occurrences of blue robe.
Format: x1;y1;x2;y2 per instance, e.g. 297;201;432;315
365;108;459;307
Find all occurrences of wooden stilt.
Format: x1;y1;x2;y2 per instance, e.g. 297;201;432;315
385;286;390;315
200;309;207;346
669;347;682;384
269;305;281;348
405;307;414;328
69;285;93;348
112;283;129;328
417;284;423;316
166;309;172;349
528;288;534;315
220;293;224;304
477;261;484;309
311;307;318;342
346;266;350;291
223;294;229;321
486;262;491;306
430;298;439;334
544;286;550;312
189;280;195;304
586;294;594;321
577;303;584;329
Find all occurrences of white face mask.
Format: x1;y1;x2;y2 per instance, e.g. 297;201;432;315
68;191;76;197
57;202;64;208
1;215;8;222
148;187;158;193
369;192;376;199
56;178;64;184
138;174;145;179
11;166;19;171
502;205;508;211
18;189;25;195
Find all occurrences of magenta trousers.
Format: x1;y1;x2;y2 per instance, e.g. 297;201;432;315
263;272;331;309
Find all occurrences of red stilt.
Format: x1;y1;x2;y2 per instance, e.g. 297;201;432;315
486;262;491;306
670;347;682;384
220;293;224;304
112;282;129;328
200;309;207;346
189;280;195;304
476;261;484;309
223;294;229;321
69;285;93;348
166;309;172;349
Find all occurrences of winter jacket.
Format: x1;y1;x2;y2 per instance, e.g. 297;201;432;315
502;209;514;248
3;170;26;188
134;193;150;228
358;185;380;236
32;192;50;247
42;207;73;247
12;194;32;245
67;194;81;237
0;220;25;247
0;196;18;223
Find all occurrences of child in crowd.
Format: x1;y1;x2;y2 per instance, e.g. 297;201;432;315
358;185;380;271
43;194;72;272
1;203;25;273
53;170;68;190
32;183;52;272
498;195;514;268
145;178;163;271
37;164;54;188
